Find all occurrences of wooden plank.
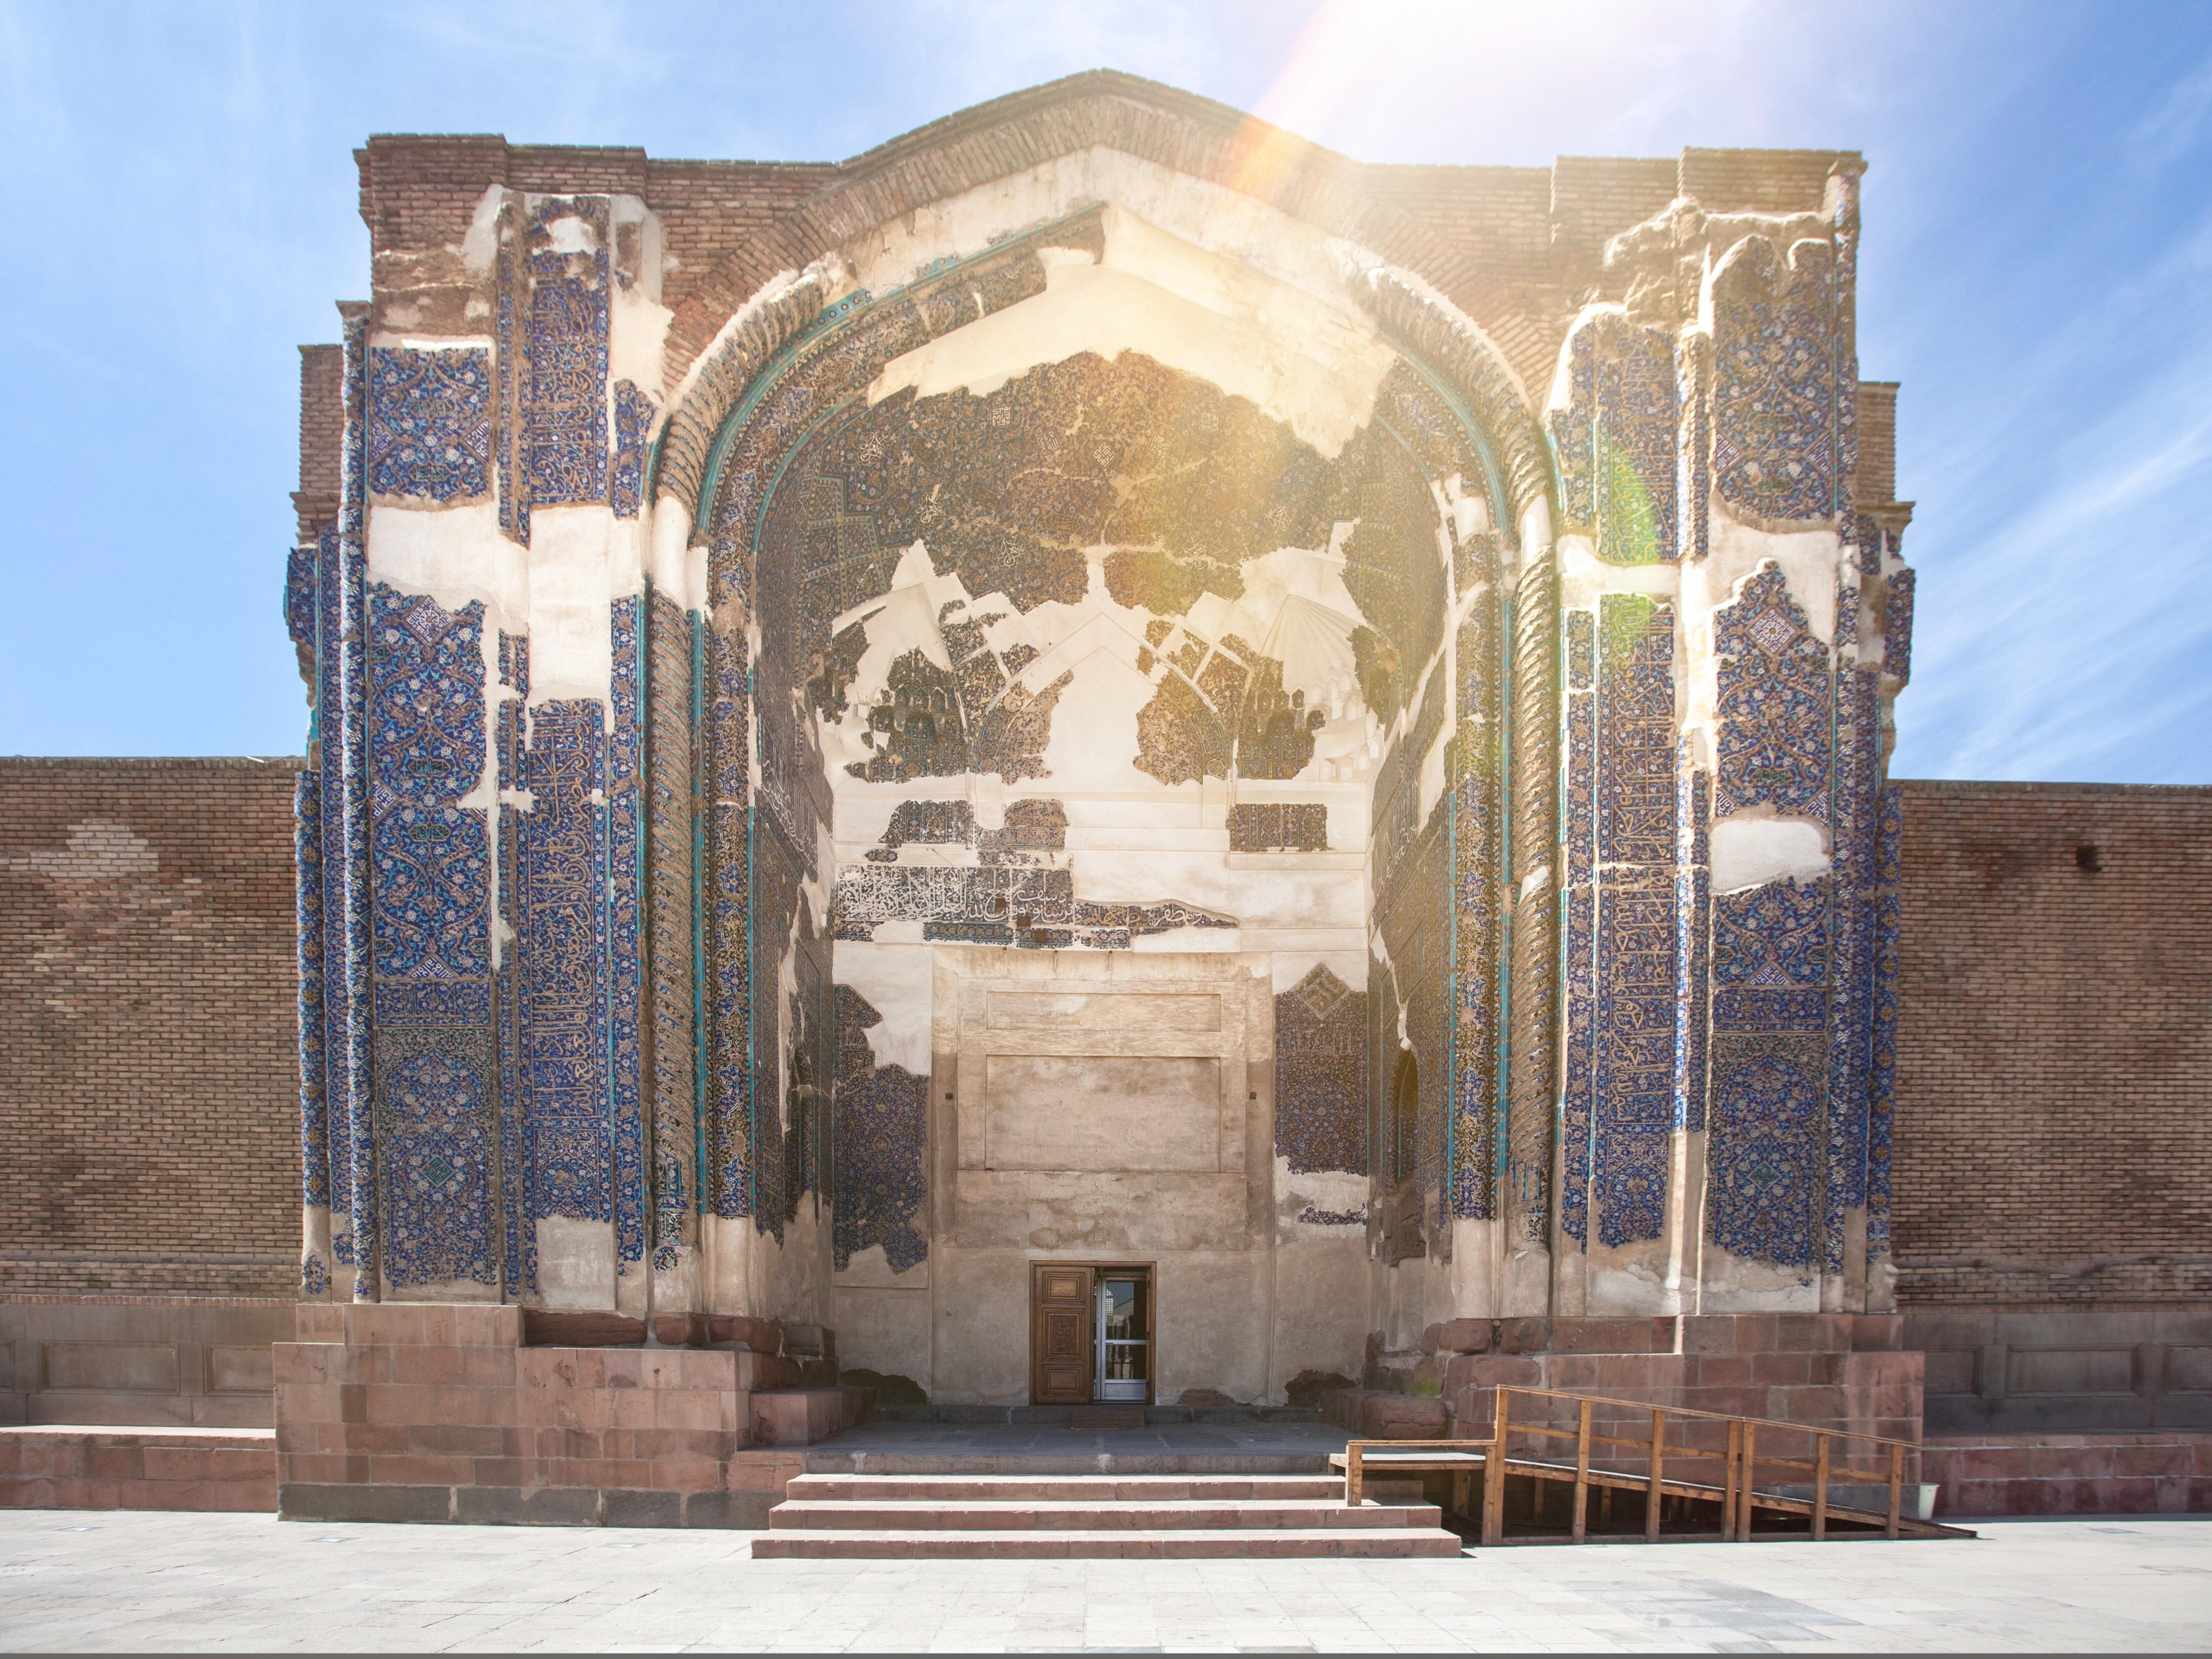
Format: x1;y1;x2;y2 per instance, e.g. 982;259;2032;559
1345;1440;1363;1508
1570;1398;1592;1542
1813;1435;1830;1542
1740;1421;1757;1541
1887;1442;1904;1540
1722;1420;1741;1542
1481;1388;1510;1547
1645;1410;1664;1543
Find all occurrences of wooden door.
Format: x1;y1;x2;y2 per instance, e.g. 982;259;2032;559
1030;1264;1094;1404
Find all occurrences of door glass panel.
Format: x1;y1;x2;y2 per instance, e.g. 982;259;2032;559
1096;1274;1148;1399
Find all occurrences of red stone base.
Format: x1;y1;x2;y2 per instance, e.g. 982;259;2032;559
1420;1315;1924;1456
272;1303;859;1527
0;1425;275;1511
1923;1433;2212;1516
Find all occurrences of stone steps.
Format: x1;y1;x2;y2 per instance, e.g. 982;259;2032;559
751;1527;1462;1559
757;1472;1462;1559
785;1473;1341;1501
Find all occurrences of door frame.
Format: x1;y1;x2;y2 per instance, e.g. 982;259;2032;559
1028;1259;1158;1406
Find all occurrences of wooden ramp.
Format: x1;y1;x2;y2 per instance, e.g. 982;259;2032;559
1330;1385;1973;1546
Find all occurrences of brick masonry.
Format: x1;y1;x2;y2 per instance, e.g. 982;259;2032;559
1889;780;2212;1307
0;758;302;1298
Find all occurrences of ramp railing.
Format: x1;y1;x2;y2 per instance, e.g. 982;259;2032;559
1338;1384;1963;1545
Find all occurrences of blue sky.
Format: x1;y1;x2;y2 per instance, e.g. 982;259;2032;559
1;0;2207;781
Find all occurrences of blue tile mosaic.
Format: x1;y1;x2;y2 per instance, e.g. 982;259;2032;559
521;698;611;1223
336;308;377;1294
294;766;331;1211
1712;876;1830;987
524;197;611;508
1884;567;1916;685
610;598;645;1270
645;591;699;1270
1708;1043;1821;1270
1550;313;1679;564
1673;758;1710;1136
611;380;654;518
380;1046;496;1287
1589;596;1680;1249
831;986;928;1272
1712;563;1832;822
1712;237;1838;522
1276;966;1368;1177
366;347;492;503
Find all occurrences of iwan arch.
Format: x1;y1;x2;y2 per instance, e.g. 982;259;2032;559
289;74;1914;1411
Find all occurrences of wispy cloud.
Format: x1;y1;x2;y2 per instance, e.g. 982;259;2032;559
0;0;2207;775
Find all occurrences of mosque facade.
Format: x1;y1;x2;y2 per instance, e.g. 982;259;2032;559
282;74;1916;1411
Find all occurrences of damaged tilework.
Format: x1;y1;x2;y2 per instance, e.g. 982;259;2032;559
377;1041;496;1287
1712;877;1830;987
294;768;330;1213
1590;597;1678;1248
1712;237;1838;522
610;380;655;518
832;861;1233;950
831;987;928;1273
521;699;610;1224
1275;967;1367;1177
364;583;498;1289
283;545;317;688
1673;758;1711;1137
1550;314;1679;564
495;634;531;1297
1708;862;1830;1273
1708;1041;1823;1269
1884;567;1916;685
610;598;645;1272
1228;802;1328;853
704;625;751;1219
645;592;698;1272
523;197;611;508
1451;580;1504;1222
1824;650;1881;1272
366;347;492;503
1712;563;1832;822
312;530;356;1264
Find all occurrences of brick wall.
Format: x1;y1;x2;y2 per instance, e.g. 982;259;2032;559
1891;780;2212;1305
0;758;301;1297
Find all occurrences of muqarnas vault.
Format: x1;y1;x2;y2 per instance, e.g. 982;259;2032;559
285;75;1915;1405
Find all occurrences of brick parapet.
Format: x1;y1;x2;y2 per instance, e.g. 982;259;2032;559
346;73;1854;400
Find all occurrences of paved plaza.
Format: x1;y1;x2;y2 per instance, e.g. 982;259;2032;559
1;1509;2207;1652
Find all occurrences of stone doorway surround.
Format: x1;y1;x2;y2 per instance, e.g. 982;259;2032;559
848;947;1288;1407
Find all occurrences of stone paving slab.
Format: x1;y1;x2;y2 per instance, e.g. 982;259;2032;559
1;1509;2209;1650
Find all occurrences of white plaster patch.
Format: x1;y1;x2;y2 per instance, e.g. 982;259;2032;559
457;185;504;274
1709;813;1831;892
534;1216;615;1309
648;499;706;614
1267;950;1368;993
365;502;527;636
1556;532;1682;611
868;205;1395;458
537;211;598;255
832;942;935;1074
609;196;672;394
523;505;619;708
